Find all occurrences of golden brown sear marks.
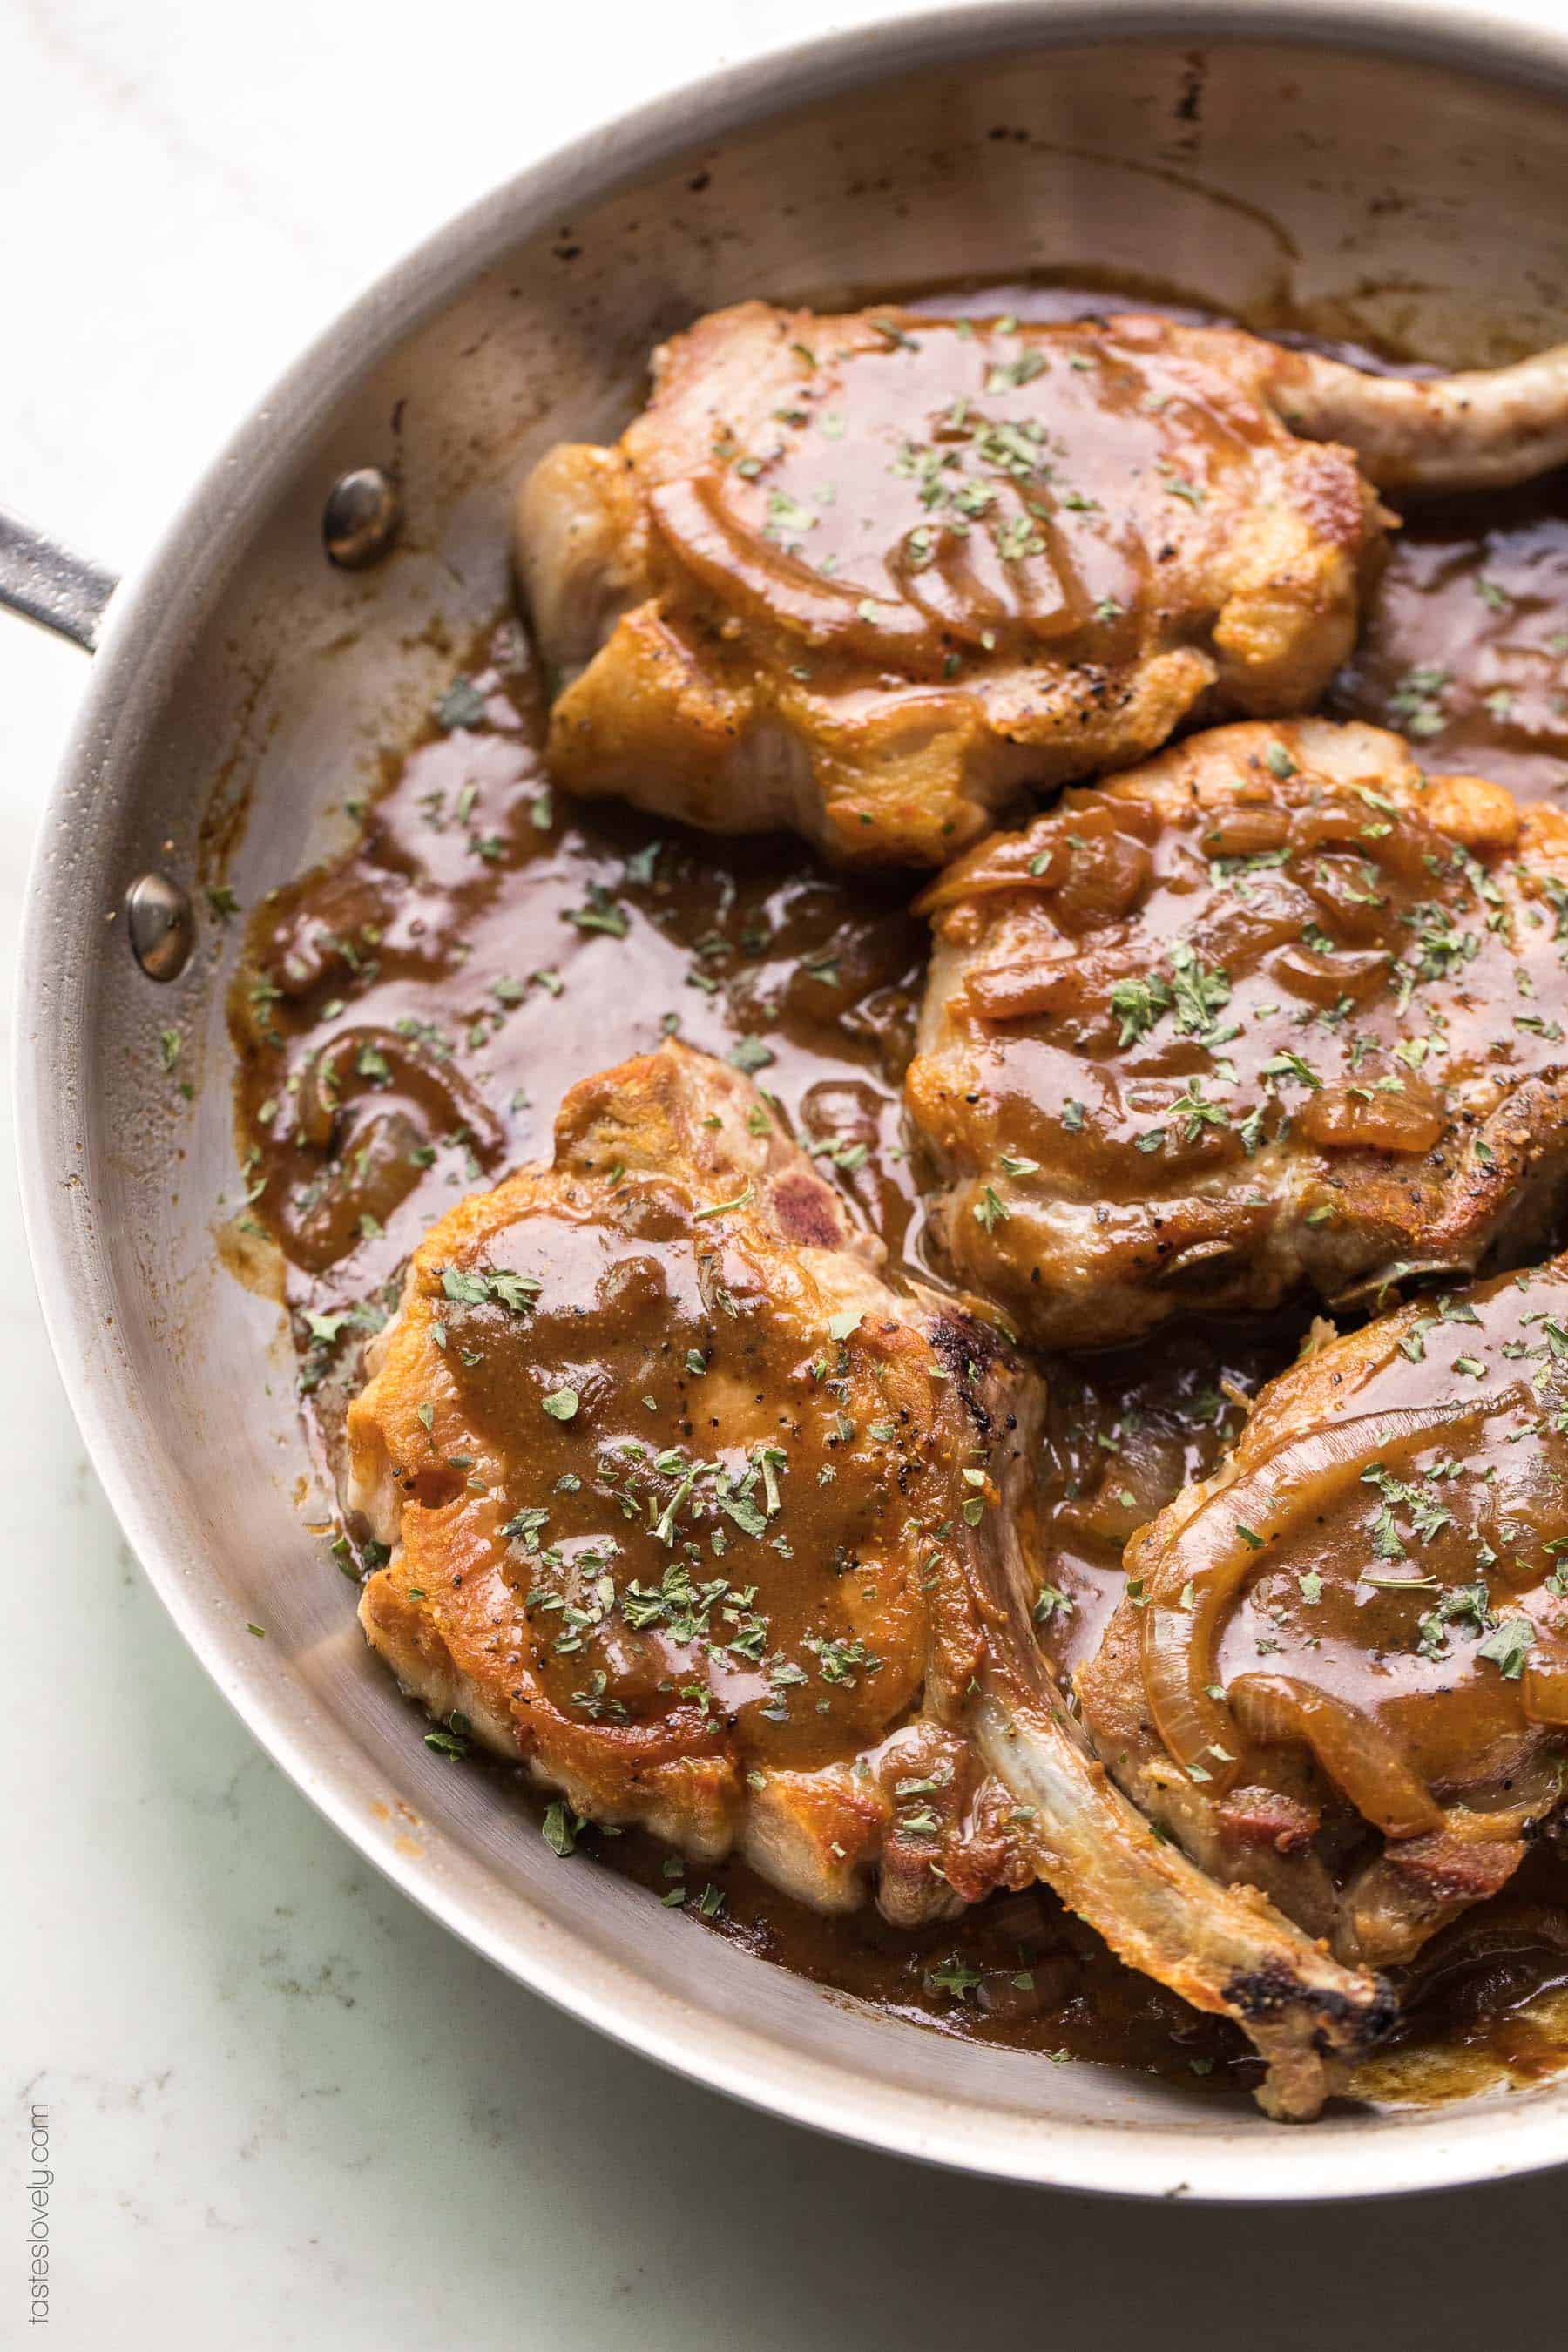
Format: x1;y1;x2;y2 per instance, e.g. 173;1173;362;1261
517;302;1385;867
1078;1257;1568;1974
907;718;1568;1348
348;1038;1043;1923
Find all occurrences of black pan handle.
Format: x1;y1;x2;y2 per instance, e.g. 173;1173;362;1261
0;507;118;652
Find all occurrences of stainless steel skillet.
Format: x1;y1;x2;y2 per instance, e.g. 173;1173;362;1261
10;0;1568;2200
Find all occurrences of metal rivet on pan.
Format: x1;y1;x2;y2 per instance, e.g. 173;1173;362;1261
125;872;194;982
322;466;402;569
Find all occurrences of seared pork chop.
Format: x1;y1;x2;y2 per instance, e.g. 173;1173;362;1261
349;1038;1033;1923
349;1040;1388;2114
516;303;1568;867
1077;1258;1568;1970
906;719;1568;1348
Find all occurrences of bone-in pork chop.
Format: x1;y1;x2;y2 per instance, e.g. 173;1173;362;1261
1078;1257;1568;1970
516;302;1568;866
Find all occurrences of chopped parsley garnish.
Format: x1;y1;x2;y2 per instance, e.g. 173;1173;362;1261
425;1710;473;1761
440;1265;541;1313
1110;973;1173;1047
1477;1615;1535;1680
1167;942;1234;1046
974;1184;1010;1233
927;1957;983;2000
1388;664;1451;739
694;1182;754;1221
542;1800;585;1855
435;677;488;731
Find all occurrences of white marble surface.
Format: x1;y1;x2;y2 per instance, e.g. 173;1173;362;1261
6;3;1568;2342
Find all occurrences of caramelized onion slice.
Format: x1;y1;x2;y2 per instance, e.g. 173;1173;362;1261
1200;802;1289;861
1401;1900;1568;2015
1138;1400;1482;1785
1288;800;1439;883
1060;1433;1189;1548
1301;852;1396;943
1227;1673;1444;1838
282;1109;427;1273
1268;942;1390;1009
1327;1259;1472;1314
964;941;1096;1023
1297;1078;1445;1155
293;1024;505;1162
1050;827;1153;934
915;829;1067;914
889;530;1010;634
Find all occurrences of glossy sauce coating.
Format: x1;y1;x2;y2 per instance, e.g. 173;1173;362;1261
1159;1262;1568;1803
233;628;923;1388
1332;476;1568;803
228;280;1568;2104
1030;1321;1294;1680
356;1187;942;1779
923;754;1565;1184
917;287;1568;809
652;309;1315;675
908;720;1568;1358
921;743;1568;1213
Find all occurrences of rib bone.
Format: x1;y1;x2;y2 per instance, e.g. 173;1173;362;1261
1273;342;1568;494
965;1445;1395;2121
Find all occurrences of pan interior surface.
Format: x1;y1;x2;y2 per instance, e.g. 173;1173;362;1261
20;8;1568;2196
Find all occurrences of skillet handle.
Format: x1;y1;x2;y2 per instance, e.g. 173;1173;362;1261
0;507;118;652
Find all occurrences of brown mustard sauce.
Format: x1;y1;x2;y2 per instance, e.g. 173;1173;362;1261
1207;1262;1568;1794
1063;1260;1568;1958
919;763;1565;1200
374;1190;949;1779
1331;475;1568;803
654;308;1284;678
229;280;1568;2107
